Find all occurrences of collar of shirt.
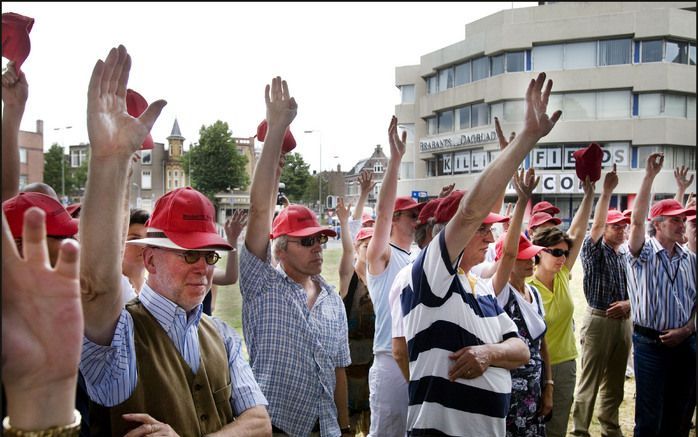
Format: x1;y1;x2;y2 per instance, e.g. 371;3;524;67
139;283;204;333
602;238;628;255
649;236;687;259
274;263;333;299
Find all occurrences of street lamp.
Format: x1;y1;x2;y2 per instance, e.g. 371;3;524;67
304;129;323;222
53;126;72;203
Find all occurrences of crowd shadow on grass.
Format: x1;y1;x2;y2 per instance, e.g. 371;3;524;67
213;249;696;437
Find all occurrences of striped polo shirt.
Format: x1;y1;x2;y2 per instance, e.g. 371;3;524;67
401;231;519;436
628;237;696;331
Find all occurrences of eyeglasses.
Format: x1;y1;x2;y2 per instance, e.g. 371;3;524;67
173;250;220;265
543;248;570;258
475;225;493;236
288;234;329;247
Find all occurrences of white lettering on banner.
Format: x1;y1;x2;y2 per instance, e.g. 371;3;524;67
533;149;547;168
454;151;470;173
564;147;580;168
547;148;562;168
559;174;576;193
541;174;557;193
505;180;517;194
610;145;629;167
419;129;497;152
471;151;487;172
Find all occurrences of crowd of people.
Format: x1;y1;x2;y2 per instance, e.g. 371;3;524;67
1;38;696;437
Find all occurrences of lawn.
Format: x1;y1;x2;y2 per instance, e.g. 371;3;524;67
213;248;695;437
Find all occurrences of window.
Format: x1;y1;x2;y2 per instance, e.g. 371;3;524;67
664;94;686;117
666;40;689;64
489;103;504;123
141;150;152;165
504;100;525;122
174;179;179;188
426;76;437;95
457;106;471;130
373;161;384;173
455;61;470;86
598;38;631;66
19;175;27;189
688;96;696;119
690;44;696;66
472;57;489;81
399;124;415;142
562;92;596;120
638;93;690;118
471;102;489;127
400;85;415;104
142;170;152;190
426;117;437;135
438;110;453;133
71;150;80;167
638;93;661;117
636;146;660;169
19;148;27;164
506;51;525;72
641;39;663;63
490;54;505;76
400;162;414;179
532;44;563;71
439;67;454;91
426;159;438;177
564;41;596;69
597;91;630;119
373;182;382;196
174;171;178;178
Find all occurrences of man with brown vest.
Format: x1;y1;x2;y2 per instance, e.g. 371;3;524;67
78;45;270;436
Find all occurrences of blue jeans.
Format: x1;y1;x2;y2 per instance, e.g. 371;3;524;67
633;331;696;437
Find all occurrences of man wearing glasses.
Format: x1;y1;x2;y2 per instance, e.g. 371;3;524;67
78;45;270;436
241;77;351;437
572;165;632;437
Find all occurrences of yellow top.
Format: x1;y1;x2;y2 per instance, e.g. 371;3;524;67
527;265;577;365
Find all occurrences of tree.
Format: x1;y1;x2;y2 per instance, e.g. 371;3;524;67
43;143;71;196
280;152;312;203
303;172;330;208
184;121;249;203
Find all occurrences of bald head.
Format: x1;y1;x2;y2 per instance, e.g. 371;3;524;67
22;183;59;200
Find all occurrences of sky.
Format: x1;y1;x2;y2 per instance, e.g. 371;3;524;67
3;2;538;173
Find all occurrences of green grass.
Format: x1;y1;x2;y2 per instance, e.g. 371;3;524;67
213;249;695;437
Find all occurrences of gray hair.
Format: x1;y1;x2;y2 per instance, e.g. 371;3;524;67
648;216;665;237
432;222;446;238
272;235;288;257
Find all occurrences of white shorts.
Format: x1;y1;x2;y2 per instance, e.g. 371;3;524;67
368;352;409;437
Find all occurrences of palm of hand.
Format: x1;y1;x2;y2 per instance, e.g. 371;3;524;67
88;97;150;157
2;256;83;391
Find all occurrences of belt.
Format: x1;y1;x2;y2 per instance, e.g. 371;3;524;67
588;307;608;317
633;324;662;341
272;420;320;435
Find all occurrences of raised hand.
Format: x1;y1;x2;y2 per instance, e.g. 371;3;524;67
358;169;376;196
87;45;166;159
1;61;28;107
513;167;539;201
603;163;619;194
645;152;664;178
582;175;595;197
265;76;297;130
336;197;351;223
224;209;249;244
388;116;406;159
438;182;456;199
494;116;516;150
674;165;695;191
2;209;82;427
522;73;562;140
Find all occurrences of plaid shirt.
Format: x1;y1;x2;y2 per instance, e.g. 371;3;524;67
580;235;630;311
239;245;351;437
629;237;696;331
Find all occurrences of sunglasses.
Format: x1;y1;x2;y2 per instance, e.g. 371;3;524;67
543;248;570;258
288;234;329;247
175;250;221;265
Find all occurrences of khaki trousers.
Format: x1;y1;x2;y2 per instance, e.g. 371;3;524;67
571;307;632;437
548;359;577;437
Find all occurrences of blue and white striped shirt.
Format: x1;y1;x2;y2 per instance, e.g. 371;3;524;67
628;237;696;331
239;245;351;437
402;231;519;437
80;284;267;414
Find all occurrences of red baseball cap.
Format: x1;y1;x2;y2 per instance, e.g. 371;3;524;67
2;192;78;238
271;204;337;239
66;203;82;218
434;190;509;225
649;199;696;220
1;12;34;74
394;196;425;213
417;198;442;225
606;209;630;225
256;120;296;154
531;201;560;216
355;226;374;242
361;212;375;226
126;187;233;251
495;232;545;261
529;212;562;229
622;209;632;218
573;143;604;182
126;89;154;150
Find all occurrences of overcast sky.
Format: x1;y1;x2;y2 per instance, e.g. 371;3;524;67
4;2;537;172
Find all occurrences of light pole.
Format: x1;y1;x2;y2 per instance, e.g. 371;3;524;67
53;126;72;203
132;182;141;209
304;129;322;222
